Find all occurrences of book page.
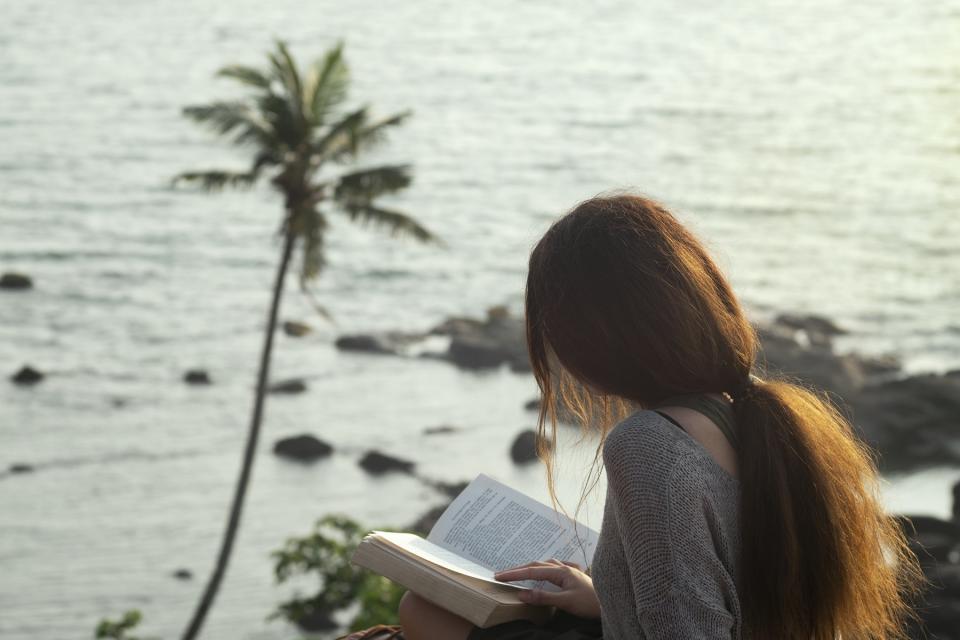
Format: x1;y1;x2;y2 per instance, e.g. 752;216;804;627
370;531;527;589
426;474;599;584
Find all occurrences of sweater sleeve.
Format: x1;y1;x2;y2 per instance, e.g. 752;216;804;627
602;415;738;639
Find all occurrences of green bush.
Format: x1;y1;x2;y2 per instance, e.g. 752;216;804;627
271;515;406;633
95;610;156;640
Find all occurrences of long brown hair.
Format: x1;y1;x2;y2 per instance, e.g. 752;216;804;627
525;194;920;639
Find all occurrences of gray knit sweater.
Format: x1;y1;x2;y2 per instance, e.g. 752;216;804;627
591;410;742;639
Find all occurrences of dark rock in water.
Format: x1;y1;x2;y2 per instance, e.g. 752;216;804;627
273;434;333;462
774;313;847;347
927;562;960;599
448;336;509;369
756;323;865;400
895;514;960;565
436;308;530;372
9;463;34;474
409;503;448;536
755;315;904;403
414;478;469;499
11;365;44;385
522;395;583;426
183;369;211;385
268;378;307;394
294;609;338;632
510;429;549;464
909;562;960;639
282;320;312;337
435;480;469;498
921;598;960;640
335;333;410;355
337;306;529;371
423;425;459;436
358;450;415;475
172;568;193;581
896;488;960;639
858;353;902;379
851;374;960;471
486;304;510;321
0;272;32;290
953;480;960;524
407;481;469;534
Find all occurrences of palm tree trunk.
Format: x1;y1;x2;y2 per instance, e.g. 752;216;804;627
181;228;297;640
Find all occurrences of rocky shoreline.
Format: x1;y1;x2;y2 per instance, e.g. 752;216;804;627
335;306;960;473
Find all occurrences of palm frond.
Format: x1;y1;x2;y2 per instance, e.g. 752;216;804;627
326;111;411;163
305;42;348;125
255;92;300;149
269;41;306;131
217;64;272;90
183;101;274;148
340;203;437;244
173;170;260;191
333;165;413;203
251;150;280;173
311;106;368;160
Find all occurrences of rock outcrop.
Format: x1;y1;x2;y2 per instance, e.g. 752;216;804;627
338;307;960;471
9;463;34;474
273;435;333;462
437;309;529;371
422;425;459;436
851;373;960;471
0;272;32;290
510;429;550;464
10;365;44;385
898;481;960;639
334;332;422;356
336;306;530;372
358;450;415;475
183;369;211;385
268;378;307;394
282;320;313;337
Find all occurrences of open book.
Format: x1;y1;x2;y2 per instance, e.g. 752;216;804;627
351;474;599;628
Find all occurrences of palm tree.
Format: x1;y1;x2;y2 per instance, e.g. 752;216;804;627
174;41;437;640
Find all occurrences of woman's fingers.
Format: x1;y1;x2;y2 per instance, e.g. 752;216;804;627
498;558;581;573
498;560;548;572
517;587;566;606
494;565;569;586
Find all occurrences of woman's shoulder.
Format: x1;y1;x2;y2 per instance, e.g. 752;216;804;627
603;409;699;462
602;410;736;487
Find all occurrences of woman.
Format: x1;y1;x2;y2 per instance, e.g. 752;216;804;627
398;194;919;639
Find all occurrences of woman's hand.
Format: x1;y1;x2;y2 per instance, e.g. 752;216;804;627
494;559;601;619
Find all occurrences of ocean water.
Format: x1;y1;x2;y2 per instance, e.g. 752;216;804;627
1;0;959;638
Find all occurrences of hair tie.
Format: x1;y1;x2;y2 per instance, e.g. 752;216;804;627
729;373;762;403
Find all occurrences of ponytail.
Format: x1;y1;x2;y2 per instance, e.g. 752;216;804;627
734;379;921;639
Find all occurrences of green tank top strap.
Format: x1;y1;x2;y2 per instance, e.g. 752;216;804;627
654;393;739;449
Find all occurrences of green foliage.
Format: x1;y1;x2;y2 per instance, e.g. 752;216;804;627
95;610;155;640
271;515;406;632
350;574;406;631
175;40;439;290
